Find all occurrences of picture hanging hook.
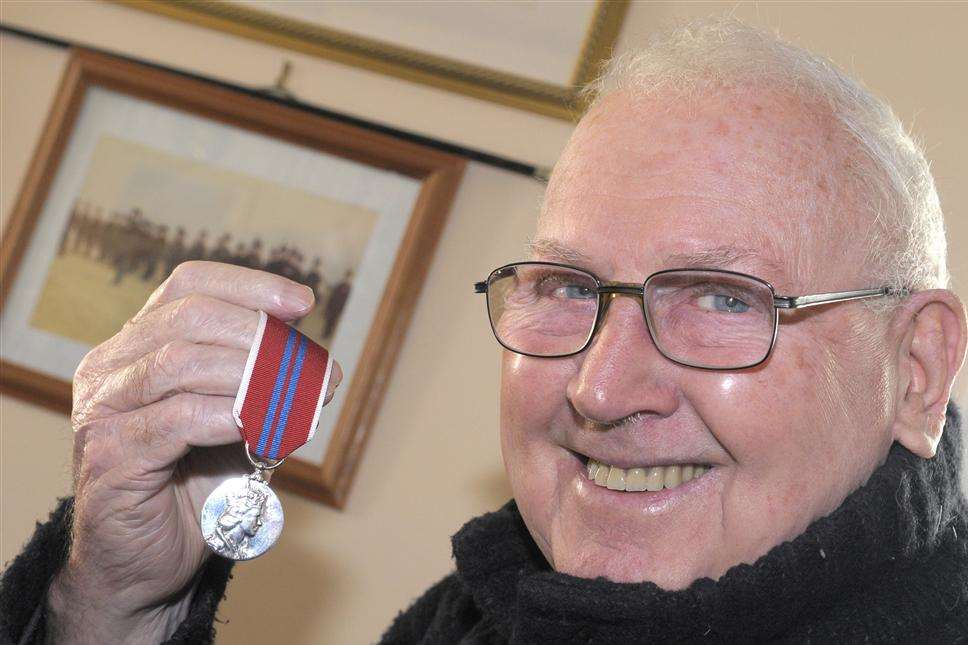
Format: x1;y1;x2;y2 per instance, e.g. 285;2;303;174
258;60;296;101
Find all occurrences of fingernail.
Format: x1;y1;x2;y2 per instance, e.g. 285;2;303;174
284;284;314;312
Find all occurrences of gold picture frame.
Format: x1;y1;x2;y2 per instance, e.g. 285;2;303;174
112;0;630;121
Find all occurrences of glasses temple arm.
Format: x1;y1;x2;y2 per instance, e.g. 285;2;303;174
774;287;908;309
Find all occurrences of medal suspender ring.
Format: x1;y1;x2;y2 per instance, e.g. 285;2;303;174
245;442;287;474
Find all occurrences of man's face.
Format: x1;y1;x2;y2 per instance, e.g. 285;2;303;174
500;89;899;589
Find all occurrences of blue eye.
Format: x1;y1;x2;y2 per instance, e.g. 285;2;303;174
696;294;750;313
557;284;596;300
532;272;597;300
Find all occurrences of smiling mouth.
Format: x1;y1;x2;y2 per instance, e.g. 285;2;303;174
574;452;713;493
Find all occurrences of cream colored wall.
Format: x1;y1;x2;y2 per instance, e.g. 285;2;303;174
1;2;966;643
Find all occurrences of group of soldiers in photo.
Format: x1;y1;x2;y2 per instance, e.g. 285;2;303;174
58;200;354;340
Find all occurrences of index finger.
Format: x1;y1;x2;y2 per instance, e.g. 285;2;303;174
133;261;314;325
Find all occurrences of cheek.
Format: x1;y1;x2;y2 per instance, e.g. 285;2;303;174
694;325;888;518
500;352;575;440
686;366;786;443
499;351;576;503
698;325;871;450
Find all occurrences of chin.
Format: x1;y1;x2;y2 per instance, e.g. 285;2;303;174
553;545;707;590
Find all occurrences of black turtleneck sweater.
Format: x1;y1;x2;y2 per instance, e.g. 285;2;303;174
4;406;967;643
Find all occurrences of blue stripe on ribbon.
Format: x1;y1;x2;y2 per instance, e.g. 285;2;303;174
256;327;298;456
269;335;307;459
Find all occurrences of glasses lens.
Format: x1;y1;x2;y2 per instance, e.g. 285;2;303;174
645;270;775;369
487;263;598;357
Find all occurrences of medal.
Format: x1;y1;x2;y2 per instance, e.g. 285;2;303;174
201;310;334;560
200;462;283;561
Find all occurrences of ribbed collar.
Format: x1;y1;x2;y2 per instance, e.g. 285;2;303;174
452;405;967;643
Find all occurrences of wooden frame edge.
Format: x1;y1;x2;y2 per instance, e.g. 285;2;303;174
1;49;88;309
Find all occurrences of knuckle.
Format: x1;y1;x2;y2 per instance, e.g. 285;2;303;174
153;339;192;382
127;406;166;450
70;399;93;430
74;348;96;381
142;340;199;402
180;392;224;436
149;260;210;316
171;260;221;287
156;392;200;432
134;355;155;404
73;418;119;482
72;347;111;427
71;382;100;429
71;379;93;424
74;341;107;383
177;392;207;428
169;293;210;329
169;260;201;285
142;393;208;454
139;274;175;316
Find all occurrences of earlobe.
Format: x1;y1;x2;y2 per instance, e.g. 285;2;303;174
891;290;968;459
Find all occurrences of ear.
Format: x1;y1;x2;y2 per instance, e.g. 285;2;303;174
891;289;968;458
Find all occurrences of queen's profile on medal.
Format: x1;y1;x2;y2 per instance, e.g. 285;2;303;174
205;486;265;559
200;475;285;561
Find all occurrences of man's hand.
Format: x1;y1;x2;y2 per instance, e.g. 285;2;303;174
46;261;342;644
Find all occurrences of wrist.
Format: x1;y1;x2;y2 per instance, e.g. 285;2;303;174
46;566;196;645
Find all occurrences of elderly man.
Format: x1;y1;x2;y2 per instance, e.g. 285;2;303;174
2;18;967;644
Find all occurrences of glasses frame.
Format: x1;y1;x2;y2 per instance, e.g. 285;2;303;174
474;261;907;370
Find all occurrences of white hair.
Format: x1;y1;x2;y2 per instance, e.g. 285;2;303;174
581;18;948;293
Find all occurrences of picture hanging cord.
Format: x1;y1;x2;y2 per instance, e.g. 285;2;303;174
0;22;548;182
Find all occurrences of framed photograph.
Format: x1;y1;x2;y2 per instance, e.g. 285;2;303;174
0;48;465;507
113;0;630;120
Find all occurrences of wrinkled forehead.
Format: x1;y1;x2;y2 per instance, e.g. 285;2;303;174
538;89;863;291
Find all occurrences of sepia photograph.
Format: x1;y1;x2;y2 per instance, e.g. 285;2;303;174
31;135;377;349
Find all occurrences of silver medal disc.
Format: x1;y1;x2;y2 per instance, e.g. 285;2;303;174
200;474;284;560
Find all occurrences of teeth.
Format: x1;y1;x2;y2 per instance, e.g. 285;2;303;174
585;458;710;492
664;465;682;489
626;468;647;492
681;464;695;483
594;463;610;486
605;466;626;490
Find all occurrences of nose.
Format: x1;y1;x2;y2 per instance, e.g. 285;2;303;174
566;293;679;426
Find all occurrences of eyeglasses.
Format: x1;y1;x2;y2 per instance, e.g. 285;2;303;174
474;262;906;370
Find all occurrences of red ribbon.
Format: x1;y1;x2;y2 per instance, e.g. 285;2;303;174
233;311;333;461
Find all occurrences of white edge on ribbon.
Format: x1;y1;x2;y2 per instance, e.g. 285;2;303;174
308;353;334;443
233;310;269;430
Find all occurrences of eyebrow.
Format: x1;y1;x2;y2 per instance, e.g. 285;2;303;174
526;237;591;264
663;247;785;274
526;238;786;279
